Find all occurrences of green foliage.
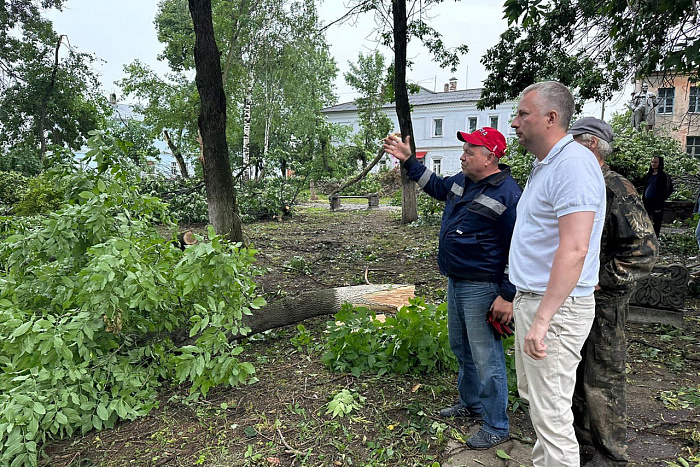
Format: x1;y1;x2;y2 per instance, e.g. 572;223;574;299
237;177;306;222
480;0;699;109
325;389;366;418
413;192;444;226
499;137;534;188
0;133;264;466
141;177;209;224
344;51;393;167
0;171;29;211
659;385;700;410
322;299;457;377
0;144;43;175
12;173;64;216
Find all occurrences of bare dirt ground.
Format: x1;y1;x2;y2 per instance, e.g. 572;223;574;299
41;203;700;467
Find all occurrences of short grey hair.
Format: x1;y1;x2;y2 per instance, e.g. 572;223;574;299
521;81;575;129
575;133;613;160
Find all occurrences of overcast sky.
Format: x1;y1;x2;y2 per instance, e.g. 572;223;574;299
46;0;626;116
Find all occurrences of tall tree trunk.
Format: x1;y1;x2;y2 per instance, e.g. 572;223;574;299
188;0;243;242
163;129;190;179
242;71;253;182
38;36;64;166
391;0;418;224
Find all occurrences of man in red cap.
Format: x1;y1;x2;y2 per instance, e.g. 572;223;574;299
383;127;521;450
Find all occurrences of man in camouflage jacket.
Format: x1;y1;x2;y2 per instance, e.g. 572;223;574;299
568;117;659;467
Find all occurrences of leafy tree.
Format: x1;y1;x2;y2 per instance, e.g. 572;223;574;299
344;51;393;168
0;134;263;466
479;0;700;110
117;60;199;178
330;0;469;224
0;1;108;171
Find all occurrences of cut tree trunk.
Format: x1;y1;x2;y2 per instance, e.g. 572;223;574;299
233;284;414;340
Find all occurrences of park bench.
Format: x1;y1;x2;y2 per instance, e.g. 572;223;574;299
329;193;379;211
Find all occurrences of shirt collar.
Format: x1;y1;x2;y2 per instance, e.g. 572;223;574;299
539;134;574;165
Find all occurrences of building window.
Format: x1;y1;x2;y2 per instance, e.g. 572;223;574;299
688;136;700;157
171;161;178;176
690;87;700;113
657;88;674;114
378;158;387;171
489;116;499;129
432;118;444;137
468;117;477;132
432;158;442;175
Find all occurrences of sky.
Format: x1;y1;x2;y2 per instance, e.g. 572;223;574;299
46;0;628;117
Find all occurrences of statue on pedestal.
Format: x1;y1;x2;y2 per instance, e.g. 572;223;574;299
630;83;659;130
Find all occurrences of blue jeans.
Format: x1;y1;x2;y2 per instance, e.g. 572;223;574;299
447;278;509;436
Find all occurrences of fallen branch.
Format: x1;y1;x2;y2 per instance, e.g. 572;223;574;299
277;428;304;456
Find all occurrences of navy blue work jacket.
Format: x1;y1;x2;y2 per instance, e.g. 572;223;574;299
404;157;522;301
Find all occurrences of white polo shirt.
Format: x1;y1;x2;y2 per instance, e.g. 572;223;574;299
508;134;605;296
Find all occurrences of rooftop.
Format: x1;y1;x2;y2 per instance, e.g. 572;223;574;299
322;86;485;113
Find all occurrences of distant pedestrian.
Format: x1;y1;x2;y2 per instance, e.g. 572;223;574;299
642;156;673;238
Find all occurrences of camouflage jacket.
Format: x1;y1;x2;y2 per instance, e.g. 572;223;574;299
598;165;659;292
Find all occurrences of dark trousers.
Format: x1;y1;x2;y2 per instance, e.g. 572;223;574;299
573;292;631;466
643;199;663;238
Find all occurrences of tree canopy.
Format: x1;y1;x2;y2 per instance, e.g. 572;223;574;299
0;0;107;173
479;0;700;109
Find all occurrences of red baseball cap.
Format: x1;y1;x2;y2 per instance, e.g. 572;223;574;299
456;127;507;158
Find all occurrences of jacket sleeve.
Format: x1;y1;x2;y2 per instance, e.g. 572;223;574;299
404;157;456;201
599;191;659;290
496;203;518;302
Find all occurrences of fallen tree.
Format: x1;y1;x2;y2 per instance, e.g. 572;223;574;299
235;284;415;340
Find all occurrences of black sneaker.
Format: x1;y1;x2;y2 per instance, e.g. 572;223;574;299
438;404;483;419
465;428;509;450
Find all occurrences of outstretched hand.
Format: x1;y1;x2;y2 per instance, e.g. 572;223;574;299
383;134;412;162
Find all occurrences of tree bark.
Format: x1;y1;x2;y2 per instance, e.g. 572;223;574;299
242;72;253;182
233;284;414;339
188;0;243;243
163;130;190;178
391;0;418;224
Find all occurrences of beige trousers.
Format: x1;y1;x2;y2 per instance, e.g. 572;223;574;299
514;291;595;467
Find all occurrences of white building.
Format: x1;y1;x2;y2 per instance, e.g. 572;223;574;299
321;79;517;175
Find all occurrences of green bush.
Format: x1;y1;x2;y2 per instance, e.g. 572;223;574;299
0;171;29;209
322;299;457;377
237;177;305;222
140;177;209;224
12;173;64;216
499;137;534;189
414;192;444;226
0;132;264;466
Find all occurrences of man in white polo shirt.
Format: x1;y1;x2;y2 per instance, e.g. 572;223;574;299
509;81;606;467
